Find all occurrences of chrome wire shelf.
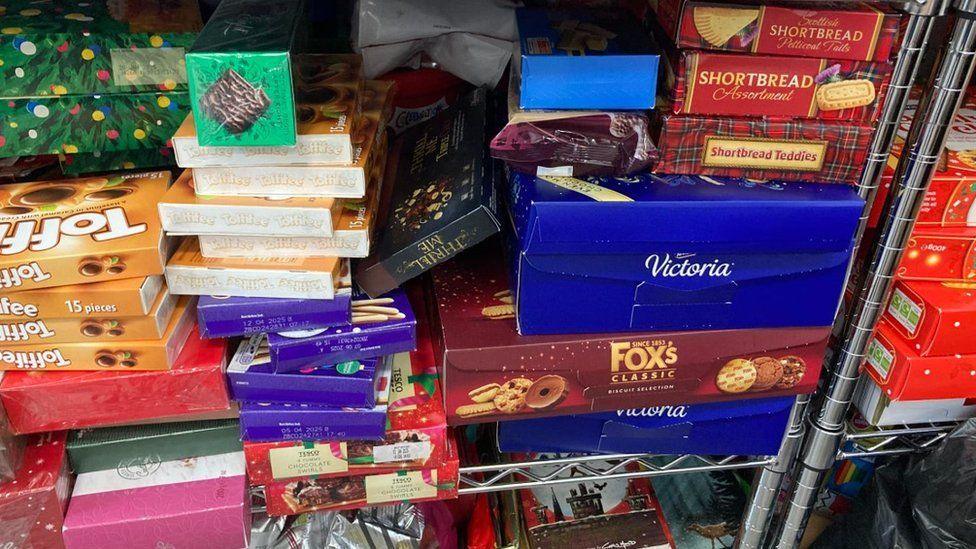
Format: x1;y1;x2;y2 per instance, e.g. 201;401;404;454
839;422;959;459
458;452;773;495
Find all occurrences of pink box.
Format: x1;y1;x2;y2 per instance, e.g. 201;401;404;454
62;452;250;549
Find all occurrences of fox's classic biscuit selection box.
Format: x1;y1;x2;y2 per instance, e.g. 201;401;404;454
0;172;170;291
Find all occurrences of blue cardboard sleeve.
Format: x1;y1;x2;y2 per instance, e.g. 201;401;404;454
507;172;864;334
497;397;793;456
516;9;659;109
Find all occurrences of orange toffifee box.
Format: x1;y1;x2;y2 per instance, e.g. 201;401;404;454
0;172;169;291
0;275;164;319
0;296;196;371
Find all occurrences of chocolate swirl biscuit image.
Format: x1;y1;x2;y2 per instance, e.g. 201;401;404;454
200;69;272;135
284;477;367;513
715;359;757;393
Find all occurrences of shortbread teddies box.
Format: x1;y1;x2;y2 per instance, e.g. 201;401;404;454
0;172;169;291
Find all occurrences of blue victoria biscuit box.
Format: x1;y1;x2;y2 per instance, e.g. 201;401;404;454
497;397;794;456
507;172;863;334
516;9;659;110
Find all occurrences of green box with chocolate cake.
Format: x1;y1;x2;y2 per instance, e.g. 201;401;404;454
0;0;201;98
185;0;306;147
66;419;242;474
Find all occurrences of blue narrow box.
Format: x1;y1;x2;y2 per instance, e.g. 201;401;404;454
497;397;794;456
516;9;659;110
507;173;863;334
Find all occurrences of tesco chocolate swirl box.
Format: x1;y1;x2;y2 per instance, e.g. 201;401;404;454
508;172;862;334
1;275;163;319
669;50;891;121
432;245;830;426
228;334;380;407
0;172;169;291
652;0;901;62
268;288;417;373
239;355;392;442
654;112;873;183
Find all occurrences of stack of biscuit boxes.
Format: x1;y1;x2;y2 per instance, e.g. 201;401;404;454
159;52;456;517
854;94;976;426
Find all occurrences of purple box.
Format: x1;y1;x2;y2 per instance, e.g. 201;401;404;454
268;288;417;373
239;355;393;442
227;334;380;407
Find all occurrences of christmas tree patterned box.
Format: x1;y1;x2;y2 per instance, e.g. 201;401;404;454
0;0;202;98
0;90;187;156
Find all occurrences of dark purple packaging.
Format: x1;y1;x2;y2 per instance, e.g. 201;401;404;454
268;288;417;373
239;356;393;442
227;334;380;407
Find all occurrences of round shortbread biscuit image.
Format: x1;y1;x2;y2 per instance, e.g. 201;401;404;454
493;377;532;414
751;356;784;391
716;359;757;394
526;375;568;410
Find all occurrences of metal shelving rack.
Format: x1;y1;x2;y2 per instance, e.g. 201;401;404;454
840;422;959;459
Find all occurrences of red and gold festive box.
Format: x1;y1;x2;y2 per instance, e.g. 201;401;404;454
654;112;872;184
884;280;976;357
897;228;976;282
0;432;71;549
669;51;891;121
864;319;976;401
0;327;230;434
244;329;448;485
262;438;459;516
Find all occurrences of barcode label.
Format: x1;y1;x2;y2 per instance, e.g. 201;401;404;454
526;37;552;55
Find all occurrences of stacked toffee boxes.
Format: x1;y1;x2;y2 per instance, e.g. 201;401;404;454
650;0;901;184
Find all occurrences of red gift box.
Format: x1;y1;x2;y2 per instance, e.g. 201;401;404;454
669;51;892;121
897;228;976;283
864;319;976;401
884;279;976;357
0;432;71;549
0;326;230;434
244;325;448;485
652;0;901;62
654;112;872;184
262;437;459;516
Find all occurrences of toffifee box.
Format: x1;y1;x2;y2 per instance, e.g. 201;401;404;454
228;334;380;407
853;376;976;426
0;172;169;291
897;228;976;282
864;319;976;401
176;53;363;165
239;355;392;442
0;286;176;344
191;79;394;198
497;397;794;456
262;437;458;516
0;275;164;319
654;112;873;184
668;50;891;121
197;290;351;339
243;343;448;485
0;432;71;549
61;452;249;549
515;9;659;109
507;172;862;334
0;327;231;434
651;0;901;62
158;170;341;237
268;288;417;373
883;280;976;357
433;242;830;425
0;296;195;371
165;238;344;299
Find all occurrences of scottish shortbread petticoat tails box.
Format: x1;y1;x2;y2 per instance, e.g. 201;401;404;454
1;275;164;319
0;287;176;344
432;244;830;426
651;0;901;62
516;9;659;109
897;228;976;282
668;51;891;121
864;319;976;401
0;297;196;371
158;170;341;237
0;172;169;291
883;280;976;357
507;172;862;334
654;112;873;183
165;238;344;299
